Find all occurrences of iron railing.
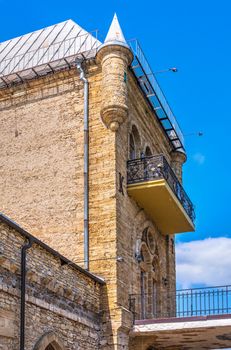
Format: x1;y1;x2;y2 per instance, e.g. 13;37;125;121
127;154;195;223
129;285;231;321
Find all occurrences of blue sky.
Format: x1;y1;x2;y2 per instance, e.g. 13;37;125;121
0;0;230;287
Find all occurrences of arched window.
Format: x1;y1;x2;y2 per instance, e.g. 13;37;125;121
145;146;152;157
140;243;151;319
34;332;65;350
129;133;136;160
152;255;160;317
129;125;141;160
138;228;160;319
45;346;55;350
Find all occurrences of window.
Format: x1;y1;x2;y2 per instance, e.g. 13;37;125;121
152;280;157;317
129;133;136;160
129;125;141;159
138;228;160;319
145;146;152;157
141;270;146;319
147;229;156;254
33;332;64;350
45;346;55;350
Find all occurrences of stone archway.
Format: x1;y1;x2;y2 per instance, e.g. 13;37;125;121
34;331;65;350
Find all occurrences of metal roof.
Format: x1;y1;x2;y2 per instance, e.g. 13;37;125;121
0;19;100;88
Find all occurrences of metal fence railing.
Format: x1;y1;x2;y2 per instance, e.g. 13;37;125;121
129;285;231;321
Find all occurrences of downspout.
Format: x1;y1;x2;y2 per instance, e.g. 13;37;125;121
76;60;89;271
20;238;32;350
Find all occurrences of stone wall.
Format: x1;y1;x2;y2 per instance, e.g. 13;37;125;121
0;51;181;350
0;70;85;263
0;217;103;350
115;69;176;319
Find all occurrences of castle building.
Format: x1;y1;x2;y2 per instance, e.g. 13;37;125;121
1;14;231;350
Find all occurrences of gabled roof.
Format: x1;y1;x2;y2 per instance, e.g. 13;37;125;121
0;19;100;88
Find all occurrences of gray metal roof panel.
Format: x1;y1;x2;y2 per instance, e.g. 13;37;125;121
0;19;100;87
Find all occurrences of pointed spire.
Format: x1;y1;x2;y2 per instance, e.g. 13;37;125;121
104;13;128;47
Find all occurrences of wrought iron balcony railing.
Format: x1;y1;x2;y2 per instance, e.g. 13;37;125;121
127;154;195;224
129;285;231;321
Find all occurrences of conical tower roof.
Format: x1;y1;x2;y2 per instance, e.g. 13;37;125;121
104;13;128;46
96;13;133;63
98;13;129;49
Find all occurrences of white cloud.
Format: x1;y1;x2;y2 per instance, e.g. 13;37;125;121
176;237;231;289
193;152;205;165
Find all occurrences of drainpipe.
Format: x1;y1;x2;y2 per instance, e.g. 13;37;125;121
76;60;89;271
20;238;32;350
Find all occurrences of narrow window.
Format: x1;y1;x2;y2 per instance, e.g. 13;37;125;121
141;270;146;319
152;280;157;317
129;125;141;159
145;146;152;157
129;133;136;160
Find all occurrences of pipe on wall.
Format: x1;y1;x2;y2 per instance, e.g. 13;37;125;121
20;238;32;350
76;60;89;271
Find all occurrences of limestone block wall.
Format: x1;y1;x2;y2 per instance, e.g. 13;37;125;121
87;63;122;349
115;70;177;319
0;218;103;350
0;54;180;349
0;59;124;348
0;70;85;263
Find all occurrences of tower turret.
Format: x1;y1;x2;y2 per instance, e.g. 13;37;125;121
96;14;133;131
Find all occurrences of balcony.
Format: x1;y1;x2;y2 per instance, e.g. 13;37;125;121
127;154;195;234
129;285;231;321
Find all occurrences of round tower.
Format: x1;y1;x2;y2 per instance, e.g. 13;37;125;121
171;150;187;183
96;14;133;131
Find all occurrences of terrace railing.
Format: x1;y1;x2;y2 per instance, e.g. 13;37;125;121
127;154;195;223
129;285;231;321
128;39;184;152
